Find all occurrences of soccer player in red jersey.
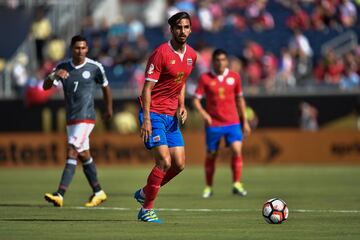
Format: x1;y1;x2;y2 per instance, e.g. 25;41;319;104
193;49;251;198
134;12;197;223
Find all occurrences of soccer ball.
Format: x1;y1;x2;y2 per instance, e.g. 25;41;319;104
262;198;289;224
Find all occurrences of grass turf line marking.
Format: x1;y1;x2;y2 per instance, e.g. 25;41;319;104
70;207;360;214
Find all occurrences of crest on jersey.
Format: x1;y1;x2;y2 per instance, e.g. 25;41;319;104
226;77;235;85
170;60;176;64
187;58;193;66
147;64;154;75
153;135;161;142
82;70;91;79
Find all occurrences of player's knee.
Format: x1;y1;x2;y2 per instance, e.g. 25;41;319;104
67;145;79;159
178;162;185;172
156;155;172;171
206;151;218;160
232;152;242;158
78;151;91;163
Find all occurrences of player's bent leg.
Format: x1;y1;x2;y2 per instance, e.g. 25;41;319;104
138;208;162;223
44;192;64;207
161;146;185;186
85;190;107;207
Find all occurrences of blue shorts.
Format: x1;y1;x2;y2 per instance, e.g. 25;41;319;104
205;124;243;152
139;110;184;150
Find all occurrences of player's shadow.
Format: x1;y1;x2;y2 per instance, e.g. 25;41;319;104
0;203;45;208
0;203;135;222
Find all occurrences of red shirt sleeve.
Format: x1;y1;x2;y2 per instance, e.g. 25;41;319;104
144;48;164;82
235;74;243;97
195;74;205;98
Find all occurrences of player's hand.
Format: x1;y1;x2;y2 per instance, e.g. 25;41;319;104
203;113;212;126
56;69;69;79
140;118;152;142
243;120;251;137
178;107;187;124
102;109;113;121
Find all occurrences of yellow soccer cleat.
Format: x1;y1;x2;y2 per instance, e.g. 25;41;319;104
85;190;107;207
44;192;64;207
232;182;247;196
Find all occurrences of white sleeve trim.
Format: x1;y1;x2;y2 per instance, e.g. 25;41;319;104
194;93;203;99
53;79;60;86
102;79;109;87
145;78;158;83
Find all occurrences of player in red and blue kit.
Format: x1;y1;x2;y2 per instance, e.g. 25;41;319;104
193;49;251;198
134;12;197;223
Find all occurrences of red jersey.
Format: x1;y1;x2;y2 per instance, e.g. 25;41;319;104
195;68;243;127
140;41;197;116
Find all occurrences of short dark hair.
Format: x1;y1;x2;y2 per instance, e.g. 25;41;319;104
70;35;87;47
168;11;191;28
212;48;228;59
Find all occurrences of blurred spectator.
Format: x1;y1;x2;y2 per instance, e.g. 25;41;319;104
31;6;52;66
338;0;357;27
88;35;104;61
311;0;340;31
246;0;274;31
46;35;66;62
340;51;359;89
275;47;296;89
288;29;313;80
299;101;319;131
11;53;29;96
243;40;264;61
261;51;278;90
340;67;360;90
286;4;311;31
314;49;344;85
6;0;20;9
127;16;145;42
242;40;264;86
198;1;214;31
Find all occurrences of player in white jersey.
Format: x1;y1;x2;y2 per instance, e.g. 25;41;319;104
43;35;113;207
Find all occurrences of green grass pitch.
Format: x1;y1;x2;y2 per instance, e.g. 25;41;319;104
0;165;359;240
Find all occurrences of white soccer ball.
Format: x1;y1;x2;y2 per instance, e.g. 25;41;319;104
262;198;289;224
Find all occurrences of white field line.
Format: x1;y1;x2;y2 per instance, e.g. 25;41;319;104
69;207;360;214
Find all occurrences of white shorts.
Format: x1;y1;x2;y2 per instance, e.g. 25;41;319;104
66;123;95;152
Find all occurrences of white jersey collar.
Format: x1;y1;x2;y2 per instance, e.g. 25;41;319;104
168;41;187;61
211;68;229;82
71;58;88;69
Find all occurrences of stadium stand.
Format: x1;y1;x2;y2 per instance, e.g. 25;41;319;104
0;0;359;99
